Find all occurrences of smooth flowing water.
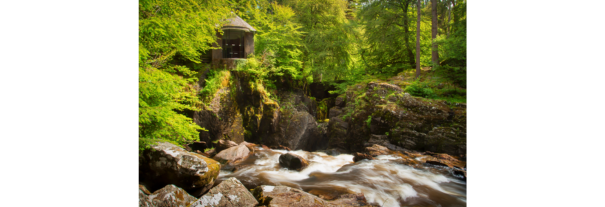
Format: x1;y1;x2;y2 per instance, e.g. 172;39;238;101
217;147;466;207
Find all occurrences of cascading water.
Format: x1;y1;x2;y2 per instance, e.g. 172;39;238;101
217;147;466;207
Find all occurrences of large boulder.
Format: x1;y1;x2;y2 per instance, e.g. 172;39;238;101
139;184;197;207
278;153;309;171
253;186;370;207
139;142;221;197
189;177;258;207
213;143;251;164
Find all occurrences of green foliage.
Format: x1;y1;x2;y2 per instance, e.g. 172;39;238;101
359;0;416;75
139;0;231;151
139;0;230;66
199;69;231;104
139;67;206;150
282;0;359;82
405;81;436;98
138;0;467;152
434;1;466;87
366;115;372;128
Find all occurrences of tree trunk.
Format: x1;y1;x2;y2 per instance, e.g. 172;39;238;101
402;0;415;67
447;2;452;38
431;0;439;65
415;0;421;79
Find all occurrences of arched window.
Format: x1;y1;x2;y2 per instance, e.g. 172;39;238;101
222;30;245;58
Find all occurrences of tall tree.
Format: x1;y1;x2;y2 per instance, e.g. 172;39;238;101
358;0;416;75
415;0;421;78
431;0;439;65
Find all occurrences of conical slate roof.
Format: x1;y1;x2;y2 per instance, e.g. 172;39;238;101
222;15;256;32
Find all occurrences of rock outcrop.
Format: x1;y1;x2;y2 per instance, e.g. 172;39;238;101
326;81;466;157
189;177;258;207
139;142;221;197
278;153;309;171
139;184;197;207
194;86;244;144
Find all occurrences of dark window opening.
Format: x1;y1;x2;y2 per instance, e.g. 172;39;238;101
222;30;245;58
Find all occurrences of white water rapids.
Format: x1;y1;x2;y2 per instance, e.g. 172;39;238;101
217;147;466;207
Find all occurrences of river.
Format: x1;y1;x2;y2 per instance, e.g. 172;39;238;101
217;147;466;207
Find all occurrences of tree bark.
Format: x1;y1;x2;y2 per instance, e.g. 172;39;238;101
401;0;415;67
447;2;452;38
431;0;439;65
415;0;421;79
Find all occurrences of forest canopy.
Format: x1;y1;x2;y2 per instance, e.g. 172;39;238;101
139;0;466;150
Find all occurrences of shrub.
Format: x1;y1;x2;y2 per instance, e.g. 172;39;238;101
405;81;435;98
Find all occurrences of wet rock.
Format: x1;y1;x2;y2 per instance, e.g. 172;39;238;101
216;139;238;152
271;144;291;151
139;142;221;197
213;143;251;164
353;152;375;162
253;185;329;206
189;177;258;207
365;144;391;156
453;168;467;180
143;184;197;207
278;153;309;171
423;152;465;169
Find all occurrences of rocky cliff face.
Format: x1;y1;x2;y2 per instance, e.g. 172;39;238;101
193;70;465;157
195;70;326;151
326;81;466;157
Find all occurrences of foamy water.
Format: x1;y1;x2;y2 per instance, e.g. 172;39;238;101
217;147;466;206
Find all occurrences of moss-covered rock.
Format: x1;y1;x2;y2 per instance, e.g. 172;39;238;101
326;81;466;157
139;142;221;197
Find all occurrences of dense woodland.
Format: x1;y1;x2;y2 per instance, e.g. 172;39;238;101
139;0;467;150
